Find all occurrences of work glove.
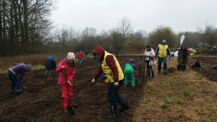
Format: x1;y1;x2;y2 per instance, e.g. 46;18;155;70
114;82;119;87
90;78;95;85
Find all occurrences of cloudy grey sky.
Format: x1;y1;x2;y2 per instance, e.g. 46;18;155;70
50;0;217;33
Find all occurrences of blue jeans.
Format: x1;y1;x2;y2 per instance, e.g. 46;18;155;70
108;81;128;116
146;60;154;77
8;70;22;92
79;58;83;64
158;57;167;73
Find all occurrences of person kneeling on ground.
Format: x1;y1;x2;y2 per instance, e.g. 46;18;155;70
56;52;75;113
8;63;32;95
124;60;135;88
45;56;56;78
90;45;129;118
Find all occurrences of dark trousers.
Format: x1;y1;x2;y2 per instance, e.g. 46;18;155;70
108;80;128;116
8;70;22;92
146;60;154;77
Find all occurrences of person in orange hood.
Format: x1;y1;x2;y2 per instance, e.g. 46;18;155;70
56;52;75;113
90;45;129;118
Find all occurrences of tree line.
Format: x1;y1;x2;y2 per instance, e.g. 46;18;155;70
1;1;217;57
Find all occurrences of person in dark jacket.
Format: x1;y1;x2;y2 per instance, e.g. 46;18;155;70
45;56;56;78
8;63;32;95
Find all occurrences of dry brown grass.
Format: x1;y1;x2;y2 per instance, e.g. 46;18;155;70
133;58;217;121
0;53;67;71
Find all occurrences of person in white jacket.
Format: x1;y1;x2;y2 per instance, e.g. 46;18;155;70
144;45;155;78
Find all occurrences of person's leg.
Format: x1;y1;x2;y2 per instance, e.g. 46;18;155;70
124;71;129;86
116;81;129;109
8;70;15;93
150;66;154;77
163;57;167;74
69;84;73;106
108;83;118;117
15;75;22;93
130;71;135;87
158;57;162;73
61;85;68;110
146;61;150;77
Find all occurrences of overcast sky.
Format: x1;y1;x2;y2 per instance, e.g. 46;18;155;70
50;0;217;33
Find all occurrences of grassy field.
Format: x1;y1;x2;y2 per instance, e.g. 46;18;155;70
133;58;217;121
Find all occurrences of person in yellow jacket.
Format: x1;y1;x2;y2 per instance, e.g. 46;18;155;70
90;45;129;118
155;40;171;75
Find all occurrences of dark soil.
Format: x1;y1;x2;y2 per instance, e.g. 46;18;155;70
188;56;217;82
0;56;147;122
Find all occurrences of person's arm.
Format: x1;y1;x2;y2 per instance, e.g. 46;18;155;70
155;45;159;56
56;60;63;72
93;66;103;80
151;49;155;57
106;55;119;82
167;47;171;56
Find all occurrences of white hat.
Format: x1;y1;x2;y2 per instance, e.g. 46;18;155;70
67;52;75;60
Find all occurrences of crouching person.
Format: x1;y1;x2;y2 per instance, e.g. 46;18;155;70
56;52;75;113
8;63;32;95
45;56;56;78
124;62;135;88
90;45;129;118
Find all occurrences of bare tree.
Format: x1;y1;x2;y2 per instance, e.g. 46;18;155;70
117;17;133;40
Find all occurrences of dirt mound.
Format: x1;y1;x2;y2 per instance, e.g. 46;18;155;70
0;56;147;121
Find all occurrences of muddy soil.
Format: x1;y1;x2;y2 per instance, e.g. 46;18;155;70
0;56;147;122
188;56;217;82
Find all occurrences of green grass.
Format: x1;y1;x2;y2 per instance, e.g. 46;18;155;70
159;102;169;109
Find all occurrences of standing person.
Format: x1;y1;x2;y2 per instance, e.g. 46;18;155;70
92;50;96;60
56;52;75;113
177;47;188;70
155;40;171;75
144;45;155;78
45;56;56;78
8;63;32;95
124;61;135;88
90;45;129;118
77;51;83;64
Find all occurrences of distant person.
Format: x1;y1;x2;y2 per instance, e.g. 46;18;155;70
177;47;188;70
155;40;171;75
85;50;89;57
92;50;96;60
124;59;135;88
77;51;83;64
144;45;155;78
90;45;129;118
8;63;32;95
56;52;75;113
115;51;119;58
45;56;56;78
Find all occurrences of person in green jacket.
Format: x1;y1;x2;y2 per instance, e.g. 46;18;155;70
124;63;135;88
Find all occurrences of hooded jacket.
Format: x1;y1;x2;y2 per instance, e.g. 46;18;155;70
129;58;135;70
93;45;124;83
56;59;75;85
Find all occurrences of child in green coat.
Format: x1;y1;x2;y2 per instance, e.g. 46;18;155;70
124;63;135;87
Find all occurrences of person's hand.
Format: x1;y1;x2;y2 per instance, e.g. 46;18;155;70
114;82;119;87
90;78;95;85
61;66;66;69
67;80;72;86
